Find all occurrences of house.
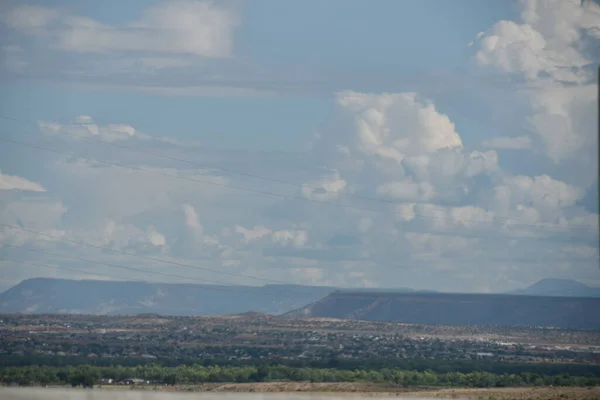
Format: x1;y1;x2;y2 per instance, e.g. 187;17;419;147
121;378;146;385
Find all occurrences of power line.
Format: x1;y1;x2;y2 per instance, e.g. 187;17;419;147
0;257;292;297
0;135;594;233
0;115;326;173
0;257;144;284
0;114;417;207
2;243;327;296
2;113;585;228
0;222;294;286
3;243;249;288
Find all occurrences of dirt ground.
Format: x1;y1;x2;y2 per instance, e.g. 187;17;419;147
118;382;600;399
405;386;600;399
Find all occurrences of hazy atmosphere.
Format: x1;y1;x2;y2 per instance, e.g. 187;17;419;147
0;0;598;294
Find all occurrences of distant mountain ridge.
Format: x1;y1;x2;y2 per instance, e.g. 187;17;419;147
286;290;600;329
509;278;600;298
0;278;428;316
0;278;335;316
2;277;599;323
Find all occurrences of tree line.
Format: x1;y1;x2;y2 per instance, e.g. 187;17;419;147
2;355;599;378
1;364;599;388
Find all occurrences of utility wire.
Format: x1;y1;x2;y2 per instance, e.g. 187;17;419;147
3;114;590;230
1;114;416;207
0;257;291;297
0;257;144;284
3;244;249;288
2;243;322;296
0;135;594;233
0;222;296;286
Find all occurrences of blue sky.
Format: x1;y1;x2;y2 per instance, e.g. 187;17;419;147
0;0;598;293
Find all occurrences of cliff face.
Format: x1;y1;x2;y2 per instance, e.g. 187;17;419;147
287;291;600;329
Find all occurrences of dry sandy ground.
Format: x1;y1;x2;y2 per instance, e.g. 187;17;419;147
404;386;600;399
0;382;600;400
117;382;600;399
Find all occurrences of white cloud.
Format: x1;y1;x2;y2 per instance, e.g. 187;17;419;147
395;203;416;222
146;226;166;247
449;206;496;229
3;1;238;58
39;116;142;142
490;174;584;229
100;220;166;250
497;174;583;210
1;70;598;293
235;225;272;243
472;0;599;164
0;171;46;192
335;91;462;164
481;135;532;150
182;203;203;234
473;0;599;82
527;83;596;163
179;203;227;258
272;229;308;248
301;170;348;201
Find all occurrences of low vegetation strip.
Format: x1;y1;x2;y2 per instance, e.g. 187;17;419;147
2;364;599;388
3;356;600;378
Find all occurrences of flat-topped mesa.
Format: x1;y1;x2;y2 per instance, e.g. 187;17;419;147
286;290;600;329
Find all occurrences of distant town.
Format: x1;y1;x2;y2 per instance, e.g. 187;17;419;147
2;313;599;366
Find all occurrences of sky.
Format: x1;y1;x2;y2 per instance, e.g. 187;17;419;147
0;0;598;293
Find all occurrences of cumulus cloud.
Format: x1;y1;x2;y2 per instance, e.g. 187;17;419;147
1;0;598;292
473;0;599;82
0;171;45;192
182;203;203;234
272;229;308;248
471;0;599;164
2;1;238;58
1;104;598;292
235;225;272;243
336;91;462;163
101;220;166;250
301;170;348;201
527;83;596;163
318;90;502;209
493;174;583;223
179;203;228;259
39;116;142;142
